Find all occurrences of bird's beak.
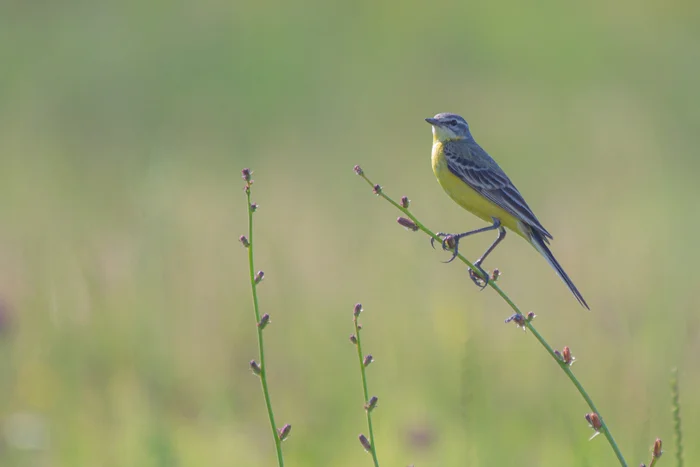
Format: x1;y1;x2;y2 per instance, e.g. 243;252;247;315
425;117;439;125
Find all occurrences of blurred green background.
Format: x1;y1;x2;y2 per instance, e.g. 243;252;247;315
1;0;699;465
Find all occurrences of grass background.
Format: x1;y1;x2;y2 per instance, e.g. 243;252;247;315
1;0;699;465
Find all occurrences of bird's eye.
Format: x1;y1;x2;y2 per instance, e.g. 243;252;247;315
449;120;457;125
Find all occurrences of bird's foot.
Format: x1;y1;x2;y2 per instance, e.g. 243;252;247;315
431;233;459;263
468;262;489;289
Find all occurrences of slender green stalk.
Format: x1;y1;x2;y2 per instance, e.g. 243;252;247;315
355;167;627;467
671;369;683;467
353;309;380;467
244;173;285;467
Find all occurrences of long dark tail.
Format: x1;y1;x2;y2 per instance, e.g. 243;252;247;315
527;229;589;309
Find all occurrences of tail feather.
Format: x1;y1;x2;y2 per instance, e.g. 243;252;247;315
527;229;589;309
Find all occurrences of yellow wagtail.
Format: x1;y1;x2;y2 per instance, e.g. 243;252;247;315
426;112;588;309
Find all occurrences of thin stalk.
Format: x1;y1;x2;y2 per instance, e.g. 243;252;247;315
671;368;683;467
356;168;627;467
354;315;380;467
245;183;285;467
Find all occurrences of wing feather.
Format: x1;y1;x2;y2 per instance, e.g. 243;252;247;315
443;141;553;240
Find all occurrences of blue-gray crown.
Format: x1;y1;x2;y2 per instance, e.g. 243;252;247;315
425;113;471;137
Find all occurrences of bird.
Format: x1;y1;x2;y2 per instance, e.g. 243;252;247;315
425;112;588;309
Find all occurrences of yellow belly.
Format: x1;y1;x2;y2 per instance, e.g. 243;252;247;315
431;142;525;237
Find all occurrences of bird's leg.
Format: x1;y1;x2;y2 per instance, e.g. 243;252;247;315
431;217;502;264
468;226;507;289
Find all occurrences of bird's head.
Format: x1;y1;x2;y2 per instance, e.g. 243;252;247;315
425;113;471;142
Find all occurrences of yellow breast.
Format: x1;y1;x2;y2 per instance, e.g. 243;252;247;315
431;142;524;236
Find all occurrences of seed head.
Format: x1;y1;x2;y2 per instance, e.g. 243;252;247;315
526;311;536;321
349;334;357;344
359;434;372;452
353;303;363;317
505;313;527;331
562;346;575;366
372;184;382;195
400;196;410;208
585;412;602;439
250;360;261;375
363;354;374;367
278;424;292;441
491;268;501;282
241;168;252;182
250;203;258;212
365;396;378;412
652;438;663;458
353;165;364;176
255;270;265;284
242;168;253;189
239;235;250;248
258;313;270;330
397;217;418;231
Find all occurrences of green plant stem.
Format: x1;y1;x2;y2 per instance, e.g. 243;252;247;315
246;187;285;467
357;170;627;467
354;317;380;467
671;368;683;467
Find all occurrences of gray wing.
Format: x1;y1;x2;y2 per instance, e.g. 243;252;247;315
444;140;553;240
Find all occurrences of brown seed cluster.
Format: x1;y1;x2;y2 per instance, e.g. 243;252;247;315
255;270;265;284
241;168;252;182
242;168;254;194
258;313;270;329
364;396;378;412
397;217;419;231
585;412;602;439
354;303;363;317
278;424;292;441
505;313;527;331
359;434;372;452
562;346;575;365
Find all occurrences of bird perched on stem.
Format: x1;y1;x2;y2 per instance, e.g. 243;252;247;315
426;112;588;309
